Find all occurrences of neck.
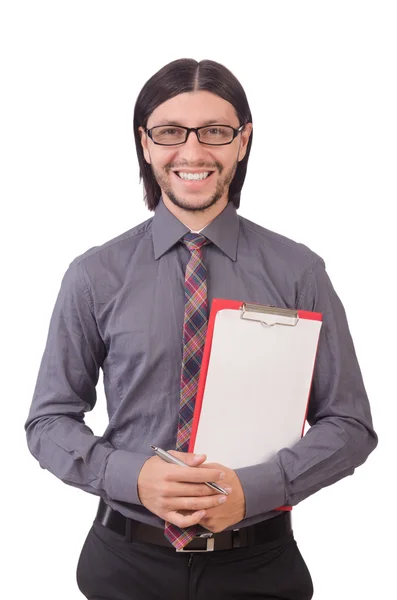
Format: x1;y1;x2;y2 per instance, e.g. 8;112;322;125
161;194;228;231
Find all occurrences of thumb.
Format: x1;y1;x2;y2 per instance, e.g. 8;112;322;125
168;450;207;466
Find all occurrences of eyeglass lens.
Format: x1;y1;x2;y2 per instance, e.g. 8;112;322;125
151;125;235;145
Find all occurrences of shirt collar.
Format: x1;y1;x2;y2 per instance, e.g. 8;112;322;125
152;197;239;261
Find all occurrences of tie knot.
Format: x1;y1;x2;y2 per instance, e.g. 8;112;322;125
182;233;209;252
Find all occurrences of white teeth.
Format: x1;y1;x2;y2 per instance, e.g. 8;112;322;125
177;171;211;181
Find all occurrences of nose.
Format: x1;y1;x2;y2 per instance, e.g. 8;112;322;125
185;129;201;145
179;129;207;159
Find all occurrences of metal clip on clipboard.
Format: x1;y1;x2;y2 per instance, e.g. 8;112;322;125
240;303;299;327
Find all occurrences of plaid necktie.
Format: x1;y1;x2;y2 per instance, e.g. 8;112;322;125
164;232;210;550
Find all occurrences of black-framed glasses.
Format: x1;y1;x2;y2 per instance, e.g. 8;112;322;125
145;124;245;146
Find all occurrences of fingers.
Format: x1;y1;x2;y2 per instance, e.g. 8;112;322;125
167;450;207;467
166;509;207;528
165;465;224;484
162;482;232;497
160;493;228;513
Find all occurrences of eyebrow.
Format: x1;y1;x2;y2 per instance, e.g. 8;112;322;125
156;119;232;127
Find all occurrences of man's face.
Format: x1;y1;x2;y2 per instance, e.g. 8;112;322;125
139;91;252;213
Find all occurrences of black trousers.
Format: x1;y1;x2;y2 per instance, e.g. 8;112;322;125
76;519;314;600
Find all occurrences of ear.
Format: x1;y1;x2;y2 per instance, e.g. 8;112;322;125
237;123;253;162
138;126;151;164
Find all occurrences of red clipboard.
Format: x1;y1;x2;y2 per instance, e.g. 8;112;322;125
188;298;322;512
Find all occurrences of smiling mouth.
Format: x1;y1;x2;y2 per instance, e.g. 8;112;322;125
172;171;215;181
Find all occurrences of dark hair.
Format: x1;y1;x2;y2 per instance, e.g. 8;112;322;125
133;58;253;211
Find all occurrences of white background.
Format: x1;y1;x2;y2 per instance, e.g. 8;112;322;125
1;1;396;598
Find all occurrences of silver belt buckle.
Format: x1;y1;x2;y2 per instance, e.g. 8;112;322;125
176;532;215;552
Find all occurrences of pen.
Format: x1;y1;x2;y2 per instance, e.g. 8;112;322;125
150;445;229;495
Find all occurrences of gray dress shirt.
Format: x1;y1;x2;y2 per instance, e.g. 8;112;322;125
25;198;378;529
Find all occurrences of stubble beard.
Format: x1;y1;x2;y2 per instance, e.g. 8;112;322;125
152;161;238;213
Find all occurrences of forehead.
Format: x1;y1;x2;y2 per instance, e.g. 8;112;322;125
147;91;239;127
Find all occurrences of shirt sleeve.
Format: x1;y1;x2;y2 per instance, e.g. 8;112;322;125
235;258;378;520
25;259;149;505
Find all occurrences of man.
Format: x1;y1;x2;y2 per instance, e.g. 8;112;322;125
25;58;377;600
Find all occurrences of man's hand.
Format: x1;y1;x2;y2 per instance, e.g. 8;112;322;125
198;462;246;533
137;451;230;528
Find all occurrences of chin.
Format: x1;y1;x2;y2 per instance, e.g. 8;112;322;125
169;192;222;212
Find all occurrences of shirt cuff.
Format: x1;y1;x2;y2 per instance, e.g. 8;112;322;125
235;460;286;519
104;450;150;505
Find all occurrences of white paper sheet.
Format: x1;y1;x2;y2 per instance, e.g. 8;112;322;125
193;308;322;469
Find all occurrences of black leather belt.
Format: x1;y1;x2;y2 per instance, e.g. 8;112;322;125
96;499;292;552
